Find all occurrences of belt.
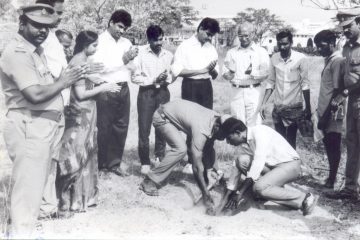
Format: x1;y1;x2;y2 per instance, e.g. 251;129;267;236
183;77;210;82
232;83;260;88
9;109;63;122
140;84;167;90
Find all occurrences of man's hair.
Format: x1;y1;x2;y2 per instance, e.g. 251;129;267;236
55;29;73;39
146;25;163;40
108;9;132;28
73;30;98;55
276;29;293;43
197;17;220;34
314;30;336;46
220;117;247;137
35;0;64;6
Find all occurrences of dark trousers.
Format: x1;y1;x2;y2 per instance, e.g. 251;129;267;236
96;83;130;170
137;86;170;165
181;78;213;109
274;121;298;149
322;132;341;184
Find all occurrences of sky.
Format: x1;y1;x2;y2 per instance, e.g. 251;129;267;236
190;0;338;24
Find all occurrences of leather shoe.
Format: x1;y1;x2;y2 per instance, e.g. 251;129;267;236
109;166;129;177
325;188;359;200
139;178;159;196
38;210;74;220
302;193;318;216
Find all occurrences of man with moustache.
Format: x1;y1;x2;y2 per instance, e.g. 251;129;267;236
132;25;174;174
261;29;311;149
0;3;85;237
327;9;360;200
92;9;138;176
314;30;345;189
223;21;270;126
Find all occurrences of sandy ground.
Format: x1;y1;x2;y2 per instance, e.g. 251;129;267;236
1;57;360;239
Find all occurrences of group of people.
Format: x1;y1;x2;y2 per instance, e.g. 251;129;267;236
1;0;360;238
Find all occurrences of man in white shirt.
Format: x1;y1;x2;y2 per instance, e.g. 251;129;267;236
171;17;220;110
92;9;138;176
216;117;318;216
223;22;270;126
132;25;174;174
261;29;311;149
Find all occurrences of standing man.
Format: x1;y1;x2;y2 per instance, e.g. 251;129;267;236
327;9;360;200
222;22;270;126
171;17;220;109
217;118;318;216
314;30;345;189
55;29;73;62
139;100;228;215
92;9;138;176
261;30;311;149
0;4;85;237
132;25;174;175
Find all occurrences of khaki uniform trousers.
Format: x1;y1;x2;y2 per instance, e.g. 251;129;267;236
3;109;64;238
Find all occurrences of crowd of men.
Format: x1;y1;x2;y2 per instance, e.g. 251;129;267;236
1;0;360;238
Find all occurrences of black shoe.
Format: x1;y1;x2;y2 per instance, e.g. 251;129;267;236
109;166;129;177
38;210;74;221
302;193;318;216
139;178;159;196
325;189;359;200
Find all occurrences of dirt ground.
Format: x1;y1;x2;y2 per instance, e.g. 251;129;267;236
1;57;360;239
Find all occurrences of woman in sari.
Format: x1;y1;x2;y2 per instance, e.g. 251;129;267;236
58;30;121;213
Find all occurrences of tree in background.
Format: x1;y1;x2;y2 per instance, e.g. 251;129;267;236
0;0;17;22
300;0;360;9
230;8;295;45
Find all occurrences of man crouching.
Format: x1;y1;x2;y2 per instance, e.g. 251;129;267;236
217;118;318;216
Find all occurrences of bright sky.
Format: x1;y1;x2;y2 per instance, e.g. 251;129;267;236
190;0;337;24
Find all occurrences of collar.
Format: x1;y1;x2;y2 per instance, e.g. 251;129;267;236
104;29;122;43
325;51;341;63
145;45;166;57
16;33;37;53
189;34;211;47
237;42;256;51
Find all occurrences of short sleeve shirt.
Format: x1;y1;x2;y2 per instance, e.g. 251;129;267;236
0;34;63;111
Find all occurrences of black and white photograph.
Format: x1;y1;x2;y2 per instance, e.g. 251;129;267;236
0;0;360;239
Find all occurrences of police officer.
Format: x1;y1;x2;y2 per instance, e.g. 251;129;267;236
327;8;360;200
0;3;85;237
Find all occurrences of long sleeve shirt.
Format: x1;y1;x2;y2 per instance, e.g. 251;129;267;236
132;45;173;86
91;30;133;83
266;50;309;107
223;43;270;86
171;35;219;79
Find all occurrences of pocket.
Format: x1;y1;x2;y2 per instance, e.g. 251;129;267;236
25;117;57;141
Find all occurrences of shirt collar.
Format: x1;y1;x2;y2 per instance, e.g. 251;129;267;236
145;45;166;57
237;42;256;51
104;29;121;43
190;34;212;47
16;33;37;53
325;51;341;63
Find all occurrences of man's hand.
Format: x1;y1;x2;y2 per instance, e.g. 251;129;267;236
123;47;139;64
206;60;217;72
224;192;244;210
58;65;87;88
331;94;346;107
155;70;168;85
203;194;216;216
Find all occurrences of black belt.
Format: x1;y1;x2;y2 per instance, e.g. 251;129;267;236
232;83;260;88
116;82;128;87
183;77;210;82
140;84;167;90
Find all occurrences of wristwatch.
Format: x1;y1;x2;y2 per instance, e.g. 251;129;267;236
342;89;349;97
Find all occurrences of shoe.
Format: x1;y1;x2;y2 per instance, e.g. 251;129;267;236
139;178;159;196
109;166;129;177
325;188;359;200
141;165;151;175
302;193;318;216
323;178;335;189
182;163;193;174
38;210;74;220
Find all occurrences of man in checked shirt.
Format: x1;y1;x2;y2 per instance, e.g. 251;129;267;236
132;25;175;175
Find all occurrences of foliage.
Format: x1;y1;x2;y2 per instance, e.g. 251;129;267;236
231;8;295;45
59;0;198;43
300;0;360;9
0;0;17;23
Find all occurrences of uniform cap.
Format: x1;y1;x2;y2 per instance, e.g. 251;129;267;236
337;8;360;27
19;4;57;26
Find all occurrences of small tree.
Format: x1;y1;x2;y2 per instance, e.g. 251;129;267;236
300;0;360;9
232;8;295;45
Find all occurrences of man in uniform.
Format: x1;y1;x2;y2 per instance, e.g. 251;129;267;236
327;9;360;200
0;3;85;237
